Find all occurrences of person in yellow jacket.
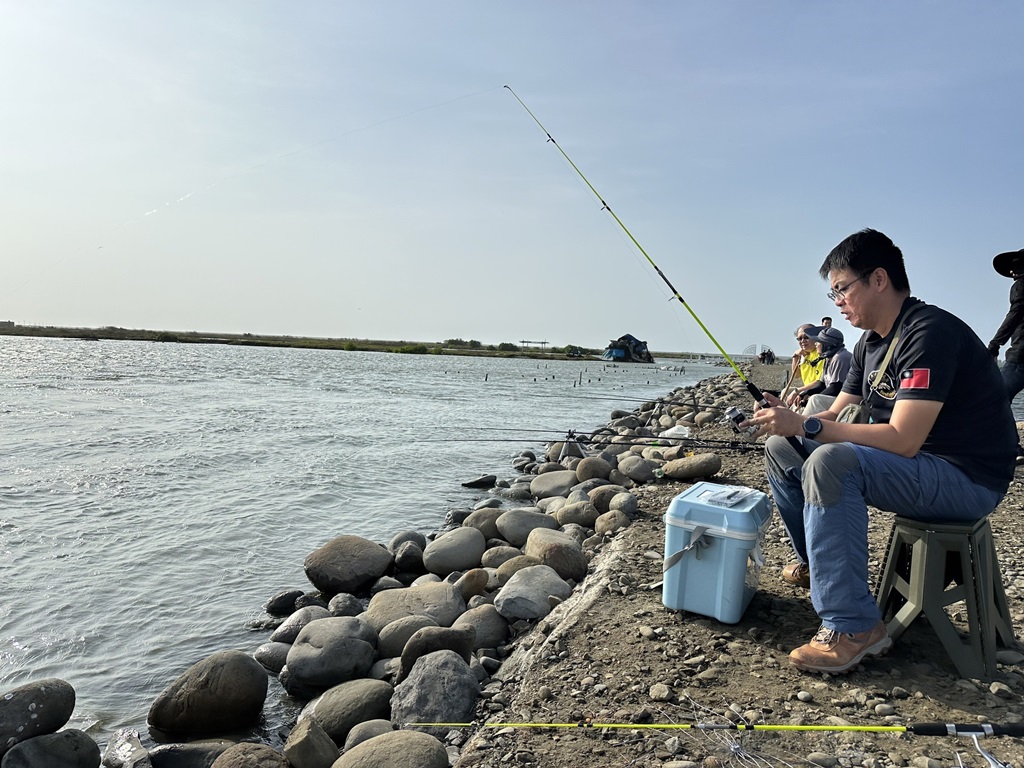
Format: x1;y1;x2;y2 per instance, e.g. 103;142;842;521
788;324;825;405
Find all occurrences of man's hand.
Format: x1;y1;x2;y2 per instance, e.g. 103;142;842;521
742;401;804;439
752;391;785;412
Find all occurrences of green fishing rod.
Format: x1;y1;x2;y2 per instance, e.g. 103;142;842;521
408;719;1024;737
504;85;769;410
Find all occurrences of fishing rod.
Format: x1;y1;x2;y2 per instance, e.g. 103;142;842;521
407;719;1024;737
504;85;769;412
407;719;1018;766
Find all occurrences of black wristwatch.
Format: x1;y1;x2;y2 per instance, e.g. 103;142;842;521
803;417;823;440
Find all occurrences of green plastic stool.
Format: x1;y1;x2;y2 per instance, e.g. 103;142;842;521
874;516;1015;681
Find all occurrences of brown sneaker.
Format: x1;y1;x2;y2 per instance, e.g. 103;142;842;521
789;621;892;673
782;562;811;589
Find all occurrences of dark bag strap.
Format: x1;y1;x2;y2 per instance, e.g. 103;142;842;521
866;303;923;399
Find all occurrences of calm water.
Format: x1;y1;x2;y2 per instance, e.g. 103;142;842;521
0;336;721;746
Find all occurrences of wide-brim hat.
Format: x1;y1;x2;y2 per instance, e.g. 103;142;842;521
993;249;1024;278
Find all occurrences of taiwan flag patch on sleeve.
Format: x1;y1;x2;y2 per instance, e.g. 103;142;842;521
900;369;931;389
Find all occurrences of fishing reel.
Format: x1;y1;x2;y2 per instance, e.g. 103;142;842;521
724;406;758;441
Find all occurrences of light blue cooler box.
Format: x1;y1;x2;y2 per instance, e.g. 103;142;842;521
662;481;772;624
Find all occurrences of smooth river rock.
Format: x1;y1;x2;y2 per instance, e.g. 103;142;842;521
147;650;269;737
0;678;76;758
421;526;486;575
303;535;393;596
334;730;448;768
0;729;100;768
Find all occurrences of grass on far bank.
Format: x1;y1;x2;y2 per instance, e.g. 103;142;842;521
0;324;714;361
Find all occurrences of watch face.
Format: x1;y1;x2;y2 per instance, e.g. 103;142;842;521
804;418;821;436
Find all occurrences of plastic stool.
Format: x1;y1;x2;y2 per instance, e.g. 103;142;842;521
875;516;1015;680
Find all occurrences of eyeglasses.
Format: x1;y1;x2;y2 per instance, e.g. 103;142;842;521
827;271;873;302
796;335;810;342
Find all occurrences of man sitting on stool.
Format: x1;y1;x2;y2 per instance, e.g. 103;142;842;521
744;229;1016;674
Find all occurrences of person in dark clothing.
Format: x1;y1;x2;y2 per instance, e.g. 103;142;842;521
744;229;1016;674
987;247;1024;463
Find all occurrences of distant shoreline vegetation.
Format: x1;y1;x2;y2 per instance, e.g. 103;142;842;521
0;324;702;360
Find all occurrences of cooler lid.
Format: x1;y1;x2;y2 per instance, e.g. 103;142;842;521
663;481;771;538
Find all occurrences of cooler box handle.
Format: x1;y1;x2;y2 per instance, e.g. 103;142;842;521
663;525;711;572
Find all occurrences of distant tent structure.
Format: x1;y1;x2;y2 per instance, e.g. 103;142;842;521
601;334;654;363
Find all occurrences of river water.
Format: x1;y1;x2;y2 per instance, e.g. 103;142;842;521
0;336;724;745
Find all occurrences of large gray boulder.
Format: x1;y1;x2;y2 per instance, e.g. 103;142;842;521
523;527;588;582
283;717;339;768
300;679;393;746
147;741;233;766
304;536;393;596
269;605;331;644
398;625;476;682
376;615;438;659
253;642;291;675
343;719;395;752
102;728;151;768
662;453;722;480
0;729;100;768
595;509;631;535
480;545;522;568
147;650;269;737
462;507;504;539
495;508;559;547
452;603;510;649
0;678;76;758
617;454;656;483
391;540;424;573
390;651;480;737
529;470;579;499
553;500;600;528
284;617;378;692
210;743;287;767
421;526;486;575
588;484;630;513
575;456;612;481
363;582;466;633
493;564;572;620
334;731;448;768
609;491;638;515
494;555;542;587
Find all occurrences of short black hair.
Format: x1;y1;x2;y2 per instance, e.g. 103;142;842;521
818;229;910;293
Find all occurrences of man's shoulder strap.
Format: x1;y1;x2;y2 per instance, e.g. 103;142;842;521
869;302;925;390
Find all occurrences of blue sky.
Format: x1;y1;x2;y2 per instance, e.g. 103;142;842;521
2;2;1022;355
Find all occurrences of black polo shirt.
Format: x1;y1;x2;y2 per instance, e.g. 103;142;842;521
842;297;1016;493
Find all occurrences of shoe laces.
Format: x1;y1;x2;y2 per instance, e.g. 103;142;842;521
812;626;842;646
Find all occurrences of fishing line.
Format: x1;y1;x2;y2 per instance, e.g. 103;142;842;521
504;85;769;410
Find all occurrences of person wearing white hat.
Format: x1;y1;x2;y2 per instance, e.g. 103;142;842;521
791;325;853;414
987;247;1024;463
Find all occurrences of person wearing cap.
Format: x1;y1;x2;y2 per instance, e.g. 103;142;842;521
789;325;853;414
987;248;1024;464
742;229;1016;675
788;323;824;393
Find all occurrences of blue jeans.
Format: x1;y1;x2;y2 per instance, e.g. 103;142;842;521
765;436;1003;634
1001;362;1024;401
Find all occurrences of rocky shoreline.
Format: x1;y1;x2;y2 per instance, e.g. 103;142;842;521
3;362;1022;768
